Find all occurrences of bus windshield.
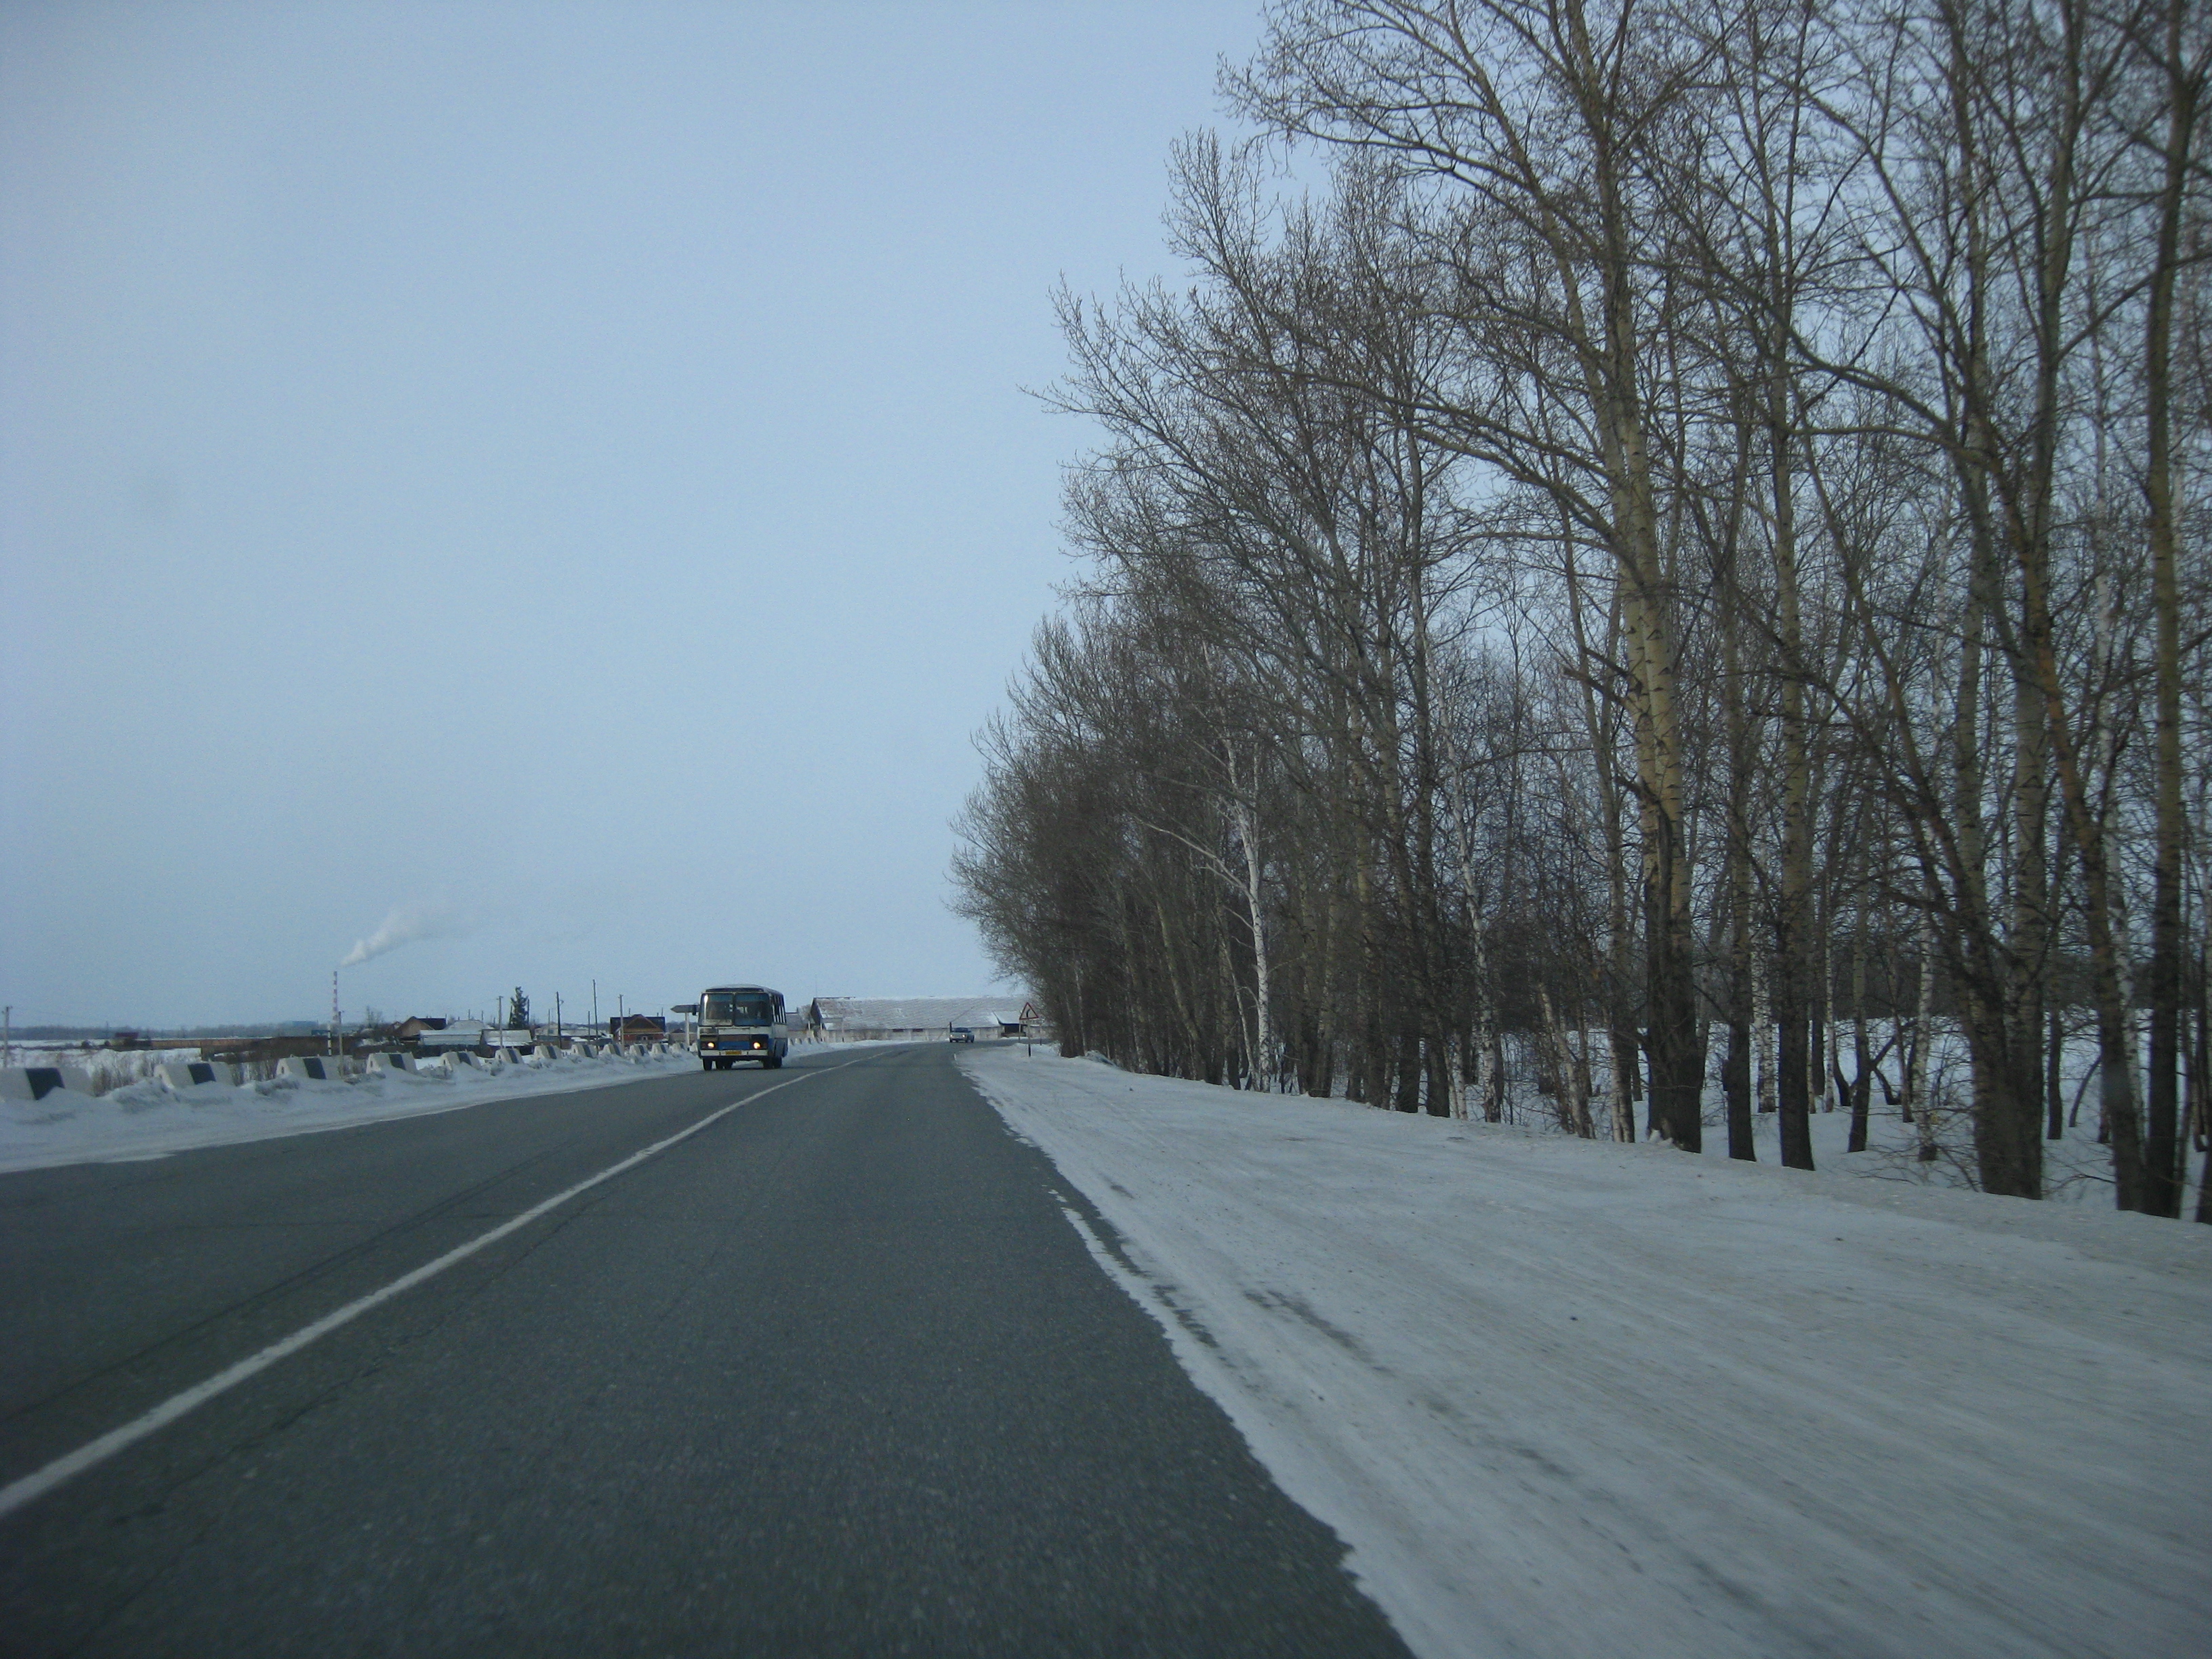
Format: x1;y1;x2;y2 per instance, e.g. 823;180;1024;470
701;992;775;1025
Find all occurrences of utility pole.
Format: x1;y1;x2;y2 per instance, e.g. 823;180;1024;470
556;991;562;1042
3;1004;11;1067
592;979;598;1033
331;971;340;1057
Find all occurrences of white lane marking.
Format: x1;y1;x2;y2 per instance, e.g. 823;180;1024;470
0;1057;868;1521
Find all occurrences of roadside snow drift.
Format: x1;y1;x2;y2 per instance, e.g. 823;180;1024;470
961;1046;2211;1659
0;1048;705;1174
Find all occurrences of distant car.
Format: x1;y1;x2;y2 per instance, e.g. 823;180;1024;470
948;1027;976;1044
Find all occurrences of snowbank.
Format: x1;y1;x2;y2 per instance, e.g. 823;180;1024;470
0;1047;706;1174
5;1046;205;1096
961;1047;2210;1659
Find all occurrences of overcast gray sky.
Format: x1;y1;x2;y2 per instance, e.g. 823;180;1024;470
0;0;1268;1029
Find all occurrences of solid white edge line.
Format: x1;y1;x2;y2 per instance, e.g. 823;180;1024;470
0;1056;867;1521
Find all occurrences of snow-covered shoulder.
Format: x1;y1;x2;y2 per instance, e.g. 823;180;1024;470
959;1046;2210;1659
0;1049;707;1174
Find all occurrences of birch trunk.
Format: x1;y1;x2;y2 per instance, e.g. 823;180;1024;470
2143;0;2198;1216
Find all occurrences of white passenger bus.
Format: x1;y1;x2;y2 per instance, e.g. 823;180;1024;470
678;985;789;1070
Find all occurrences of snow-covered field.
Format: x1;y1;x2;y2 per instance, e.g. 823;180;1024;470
0;1048;706;1174
1447;1020;2194;1210
1687;1082;2154;1202
961;1046;2211;1659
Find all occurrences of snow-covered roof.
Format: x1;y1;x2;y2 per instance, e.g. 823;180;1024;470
949;1007;1025;1030
809;997;1027;1032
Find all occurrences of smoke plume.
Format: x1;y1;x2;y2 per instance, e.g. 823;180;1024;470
340;900;464;968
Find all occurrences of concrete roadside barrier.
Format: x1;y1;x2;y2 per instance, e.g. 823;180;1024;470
157;1061;235;1093
447;1051;480;1070
365;1052;415;1077
531;1044;560;1064
274;1056;347;1084
1;1065;96;1103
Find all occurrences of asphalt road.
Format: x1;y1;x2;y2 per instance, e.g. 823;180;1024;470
0;1044;1410;1657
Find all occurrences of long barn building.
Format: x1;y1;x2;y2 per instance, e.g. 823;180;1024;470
804;998;1033;1042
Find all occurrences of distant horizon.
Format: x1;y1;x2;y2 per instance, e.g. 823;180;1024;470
5;984;1030;1037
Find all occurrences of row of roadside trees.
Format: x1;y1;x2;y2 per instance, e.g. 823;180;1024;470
951;0;2212;1216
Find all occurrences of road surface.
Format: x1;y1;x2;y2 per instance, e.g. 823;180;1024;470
0;1044;1409;1656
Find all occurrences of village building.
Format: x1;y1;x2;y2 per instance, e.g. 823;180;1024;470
806;997;1036;1041
414;1019;489;1049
